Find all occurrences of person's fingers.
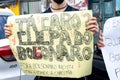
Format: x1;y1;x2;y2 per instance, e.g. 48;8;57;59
4;24;12;38
5;23;13;28
89;17;97;20
97;41;104;48
87;20;98;26
99;33;103;41
4;28;12;37
86;17;99;35
97;33;105;49
86;25;98;35
87;17;97;25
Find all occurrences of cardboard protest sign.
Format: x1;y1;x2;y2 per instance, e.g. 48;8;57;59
102;17;120;80
8;10;93;78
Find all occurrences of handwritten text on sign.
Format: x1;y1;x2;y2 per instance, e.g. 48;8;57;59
102;17;120;80
8;11;93;78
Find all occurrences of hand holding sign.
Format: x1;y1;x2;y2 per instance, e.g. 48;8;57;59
4;23;13;38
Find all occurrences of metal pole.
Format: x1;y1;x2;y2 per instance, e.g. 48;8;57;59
27;1;30;14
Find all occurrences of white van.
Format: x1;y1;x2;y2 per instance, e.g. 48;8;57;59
0;8;35;80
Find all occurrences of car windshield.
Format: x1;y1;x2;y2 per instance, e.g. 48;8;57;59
0;16;8;39
0;8;14;39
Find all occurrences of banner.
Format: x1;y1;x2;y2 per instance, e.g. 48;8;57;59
102;17;120;80
8;10;93;78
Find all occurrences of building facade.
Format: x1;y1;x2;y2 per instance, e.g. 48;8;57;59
0;0;119;29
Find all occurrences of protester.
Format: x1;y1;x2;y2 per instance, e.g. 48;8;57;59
4;0;99;80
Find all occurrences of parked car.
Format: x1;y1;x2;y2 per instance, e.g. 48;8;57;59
0;8;35;80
